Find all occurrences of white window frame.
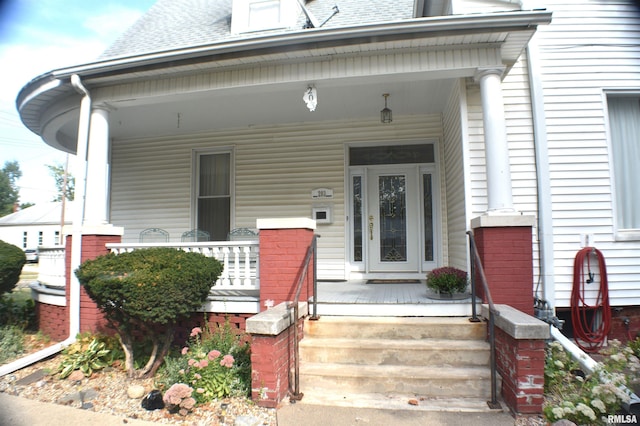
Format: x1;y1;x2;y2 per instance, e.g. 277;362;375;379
231;0;300;34
605;91;640;241
191;148;235;241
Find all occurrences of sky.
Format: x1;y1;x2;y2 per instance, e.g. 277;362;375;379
0;0;156;205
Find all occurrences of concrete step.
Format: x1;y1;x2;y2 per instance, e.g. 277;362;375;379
299;363;493;398
304;316;486;340
295;392;504;413
299;337;490;366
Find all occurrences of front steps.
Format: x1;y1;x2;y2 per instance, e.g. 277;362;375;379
297;316;502;412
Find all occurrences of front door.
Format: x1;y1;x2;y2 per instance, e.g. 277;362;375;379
349;143;439;277
367;167;419;272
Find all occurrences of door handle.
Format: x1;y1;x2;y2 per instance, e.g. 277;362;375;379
368;215;374;240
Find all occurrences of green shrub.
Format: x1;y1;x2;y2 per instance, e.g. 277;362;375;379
157;320;251;403
0;293;36;329
0;240;26;296
75;248;223;378
0;325;25;364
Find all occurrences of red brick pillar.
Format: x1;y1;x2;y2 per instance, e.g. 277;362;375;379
257;218;316;311
246;302;306;408
488;305;549;415
471;215;535;315
65;230;122;335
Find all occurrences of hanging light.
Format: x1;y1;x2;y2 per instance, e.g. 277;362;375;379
380;93;392;124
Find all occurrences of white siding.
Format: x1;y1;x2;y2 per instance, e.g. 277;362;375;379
110;115;444;280
534;0;640;307
443;79;466;269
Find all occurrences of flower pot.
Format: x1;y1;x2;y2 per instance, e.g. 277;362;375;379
426;288;470;300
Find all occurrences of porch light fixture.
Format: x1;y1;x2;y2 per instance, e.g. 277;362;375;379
380;93;392;124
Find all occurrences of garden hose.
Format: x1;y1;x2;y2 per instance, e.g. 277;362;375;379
570;247;611;353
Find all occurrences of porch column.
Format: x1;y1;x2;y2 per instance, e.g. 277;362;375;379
84;105;110;226
475;68;514;213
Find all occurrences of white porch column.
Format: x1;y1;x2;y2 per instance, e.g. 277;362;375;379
475;68;514;213
84;105;110;226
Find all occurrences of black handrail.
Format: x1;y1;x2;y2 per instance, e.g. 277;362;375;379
289;234;318;402
467;230;501;409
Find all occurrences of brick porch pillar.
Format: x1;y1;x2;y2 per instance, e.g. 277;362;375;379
471;215;535;315
65;226;123;335
257;218;316;311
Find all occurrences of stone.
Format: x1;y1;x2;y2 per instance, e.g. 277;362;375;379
127;384;146;399
15;369;48;386
234;415;263;426
141;390;165;410
67;370;85;382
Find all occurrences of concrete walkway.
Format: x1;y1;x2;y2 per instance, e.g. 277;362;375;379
276;402;518;426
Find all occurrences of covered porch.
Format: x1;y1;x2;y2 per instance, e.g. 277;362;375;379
31;241;477;319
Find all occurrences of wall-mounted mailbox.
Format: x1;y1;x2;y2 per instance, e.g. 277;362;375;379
312;205;332;224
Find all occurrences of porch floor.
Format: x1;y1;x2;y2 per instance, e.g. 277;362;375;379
313;281;479;317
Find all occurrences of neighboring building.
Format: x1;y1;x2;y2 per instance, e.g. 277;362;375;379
0;202;72;249
13;0;640;331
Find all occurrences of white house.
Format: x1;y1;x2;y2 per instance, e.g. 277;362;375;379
0;202;72;249
13;0;640;341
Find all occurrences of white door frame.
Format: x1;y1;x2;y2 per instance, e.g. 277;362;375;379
345;141;441;279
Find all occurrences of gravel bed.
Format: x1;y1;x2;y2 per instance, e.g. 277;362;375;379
0;355;276;425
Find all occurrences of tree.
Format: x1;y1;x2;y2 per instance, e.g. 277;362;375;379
0;161;21;217
47;163;74;202
75;248;223;378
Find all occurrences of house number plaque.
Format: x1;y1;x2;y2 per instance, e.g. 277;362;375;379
311;188;333;199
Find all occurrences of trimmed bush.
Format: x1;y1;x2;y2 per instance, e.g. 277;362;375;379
75;247;223;378
0;240;26;296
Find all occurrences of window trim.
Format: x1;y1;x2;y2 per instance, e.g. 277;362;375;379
605;91;640;241
191;147;235;240
231;0;300;34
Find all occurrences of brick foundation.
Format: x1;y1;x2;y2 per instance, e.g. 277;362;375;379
472;217;534;315
35;303;67;341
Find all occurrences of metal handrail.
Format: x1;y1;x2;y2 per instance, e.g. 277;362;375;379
289;234;318;402
466;230;501;409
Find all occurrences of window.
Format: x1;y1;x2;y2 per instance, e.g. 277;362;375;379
195;151;232;241
608;96;640;239
38;231;43;246
231;0;300;34
22;231;27;249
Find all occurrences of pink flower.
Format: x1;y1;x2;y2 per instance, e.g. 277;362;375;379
220;354;235;368
190;327;202;337
196;388;205;394
194;373;201;380
181;347;189;355
188;358;197;366
208;350;221;360
178;369;185;375
198;359;209;368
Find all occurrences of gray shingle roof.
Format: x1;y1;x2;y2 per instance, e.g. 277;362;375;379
0;202;73;226
100;0;415;59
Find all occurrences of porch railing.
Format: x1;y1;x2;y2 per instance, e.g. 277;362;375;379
106;241;260;292
289;234;318;402
36;246;67;289
467;230;501;410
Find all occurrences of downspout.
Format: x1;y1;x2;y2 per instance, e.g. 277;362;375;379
0;74;90;376
526;30;556;311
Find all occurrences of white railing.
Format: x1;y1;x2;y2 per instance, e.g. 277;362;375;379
36;246;66;289
106;241;260;292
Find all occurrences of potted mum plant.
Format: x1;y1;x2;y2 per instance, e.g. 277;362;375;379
426;266;469;299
